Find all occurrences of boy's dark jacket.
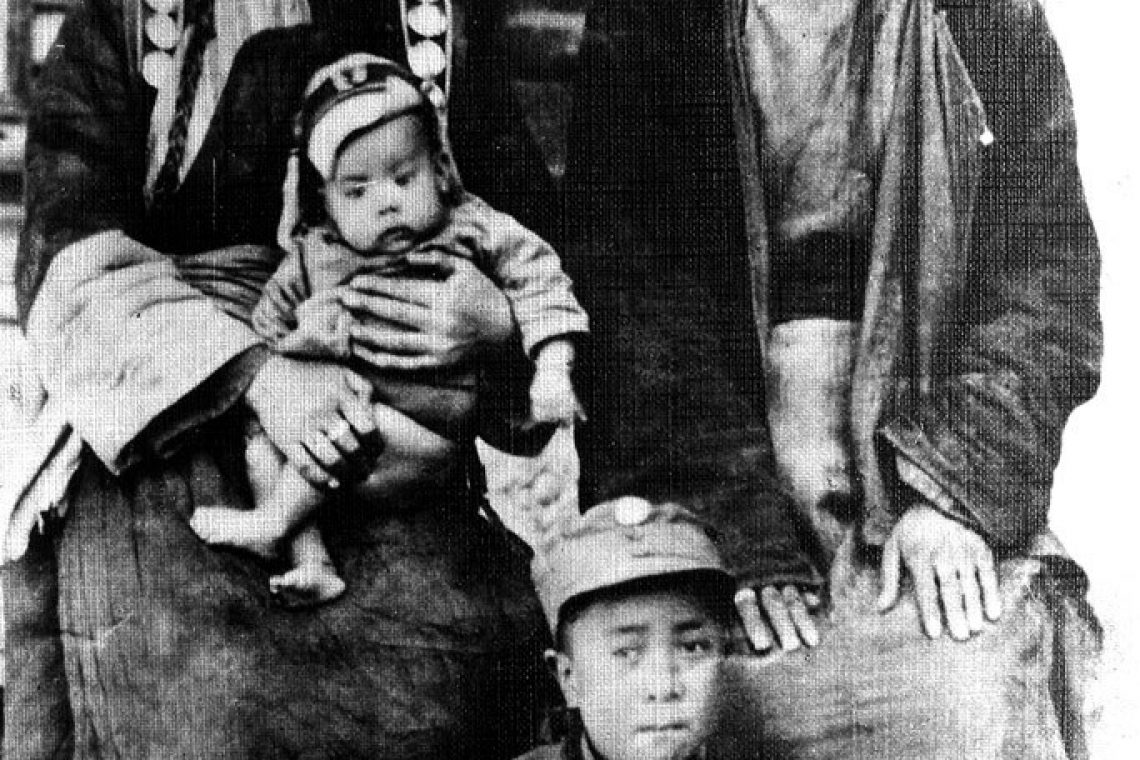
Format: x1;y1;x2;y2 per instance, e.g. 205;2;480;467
564;0;1101;587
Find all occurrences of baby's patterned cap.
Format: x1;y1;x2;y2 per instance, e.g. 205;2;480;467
300;53;441;181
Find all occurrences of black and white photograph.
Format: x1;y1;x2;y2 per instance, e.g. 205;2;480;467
0;1;1136;757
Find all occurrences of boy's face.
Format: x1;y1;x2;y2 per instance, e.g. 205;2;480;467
554;590;726;760
323;114;447;255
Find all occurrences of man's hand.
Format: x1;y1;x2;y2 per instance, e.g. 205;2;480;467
876;504;1003;640
341;251;514;370
735;585;822;653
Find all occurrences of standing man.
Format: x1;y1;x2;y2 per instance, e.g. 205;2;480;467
564;0;1101;756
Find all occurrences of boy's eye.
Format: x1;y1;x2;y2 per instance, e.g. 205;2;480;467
613;645;641;663
679;635;715;656
394;171;414;187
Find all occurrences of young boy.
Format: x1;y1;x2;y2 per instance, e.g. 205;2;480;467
521;497;736;760
190;53;589;603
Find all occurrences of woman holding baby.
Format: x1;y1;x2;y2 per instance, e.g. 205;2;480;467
4;0;1104;759
4;1;568;757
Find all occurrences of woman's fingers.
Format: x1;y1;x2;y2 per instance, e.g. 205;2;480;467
304;372;381;485
338;376;378;436
301;428;344;490
342;291;429;329
401;249;457;276
283;442;333;489
734;588;775;653
344;274;436;308
340;368;373;401
349;324;436;356
343;254;508;371
323;417;361;457
351;341;437;371
334;374;383;474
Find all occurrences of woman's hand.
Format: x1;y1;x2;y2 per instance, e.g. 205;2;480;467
341;250;514;370
245;355;379;488
876;504;1003;641
735;585;822;653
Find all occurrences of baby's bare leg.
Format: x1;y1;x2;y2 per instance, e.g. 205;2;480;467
269;524;347;605
190;432;325;560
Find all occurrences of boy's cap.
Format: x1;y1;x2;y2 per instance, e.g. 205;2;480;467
301;53;431;181
532;497;734;631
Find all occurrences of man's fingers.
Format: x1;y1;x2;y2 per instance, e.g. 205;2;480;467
734;588;775;653
760;586;801;651
978;550;1003;621
877;537;902;612
960;565;986;634
911;561;942;639
934;561;970;641
782;586;820;647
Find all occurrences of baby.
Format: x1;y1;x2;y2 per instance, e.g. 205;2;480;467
520;497;735;760
191;53;588;604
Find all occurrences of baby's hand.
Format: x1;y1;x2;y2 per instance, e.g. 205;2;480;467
529;365;585;427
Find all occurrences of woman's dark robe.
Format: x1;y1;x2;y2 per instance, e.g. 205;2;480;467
6;2;561;757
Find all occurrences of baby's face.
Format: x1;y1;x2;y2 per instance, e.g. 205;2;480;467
323;115;447;255
555;590;726;760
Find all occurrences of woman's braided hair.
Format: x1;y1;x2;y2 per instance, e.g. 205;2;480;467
150;0;215;206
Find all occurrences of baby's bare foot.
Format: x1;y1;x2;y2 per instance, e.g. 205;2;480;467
190;507;283;561
269;563;347;608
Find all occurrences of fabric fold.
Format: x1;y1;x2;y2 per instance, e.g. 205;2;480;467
1;230;262;562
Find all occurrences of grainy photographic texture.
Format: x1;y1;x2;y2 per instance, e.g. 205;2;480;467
0;0;1134;758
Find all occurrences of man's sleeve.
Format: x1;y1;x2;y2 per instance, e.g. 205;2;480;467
879;0;1101;548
